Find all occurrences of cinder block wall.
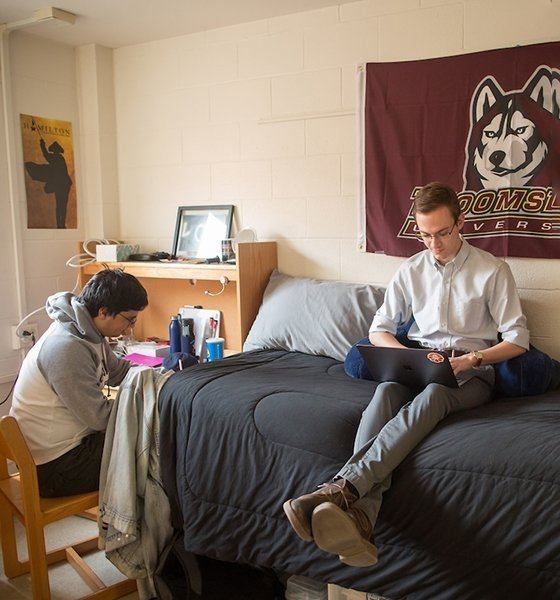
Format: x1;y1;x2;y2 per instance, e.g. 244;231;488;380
108;0;560;357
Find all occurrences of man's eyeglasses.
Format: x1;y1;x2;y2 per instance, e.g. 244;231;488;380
119;313;138;327
416;222;457;243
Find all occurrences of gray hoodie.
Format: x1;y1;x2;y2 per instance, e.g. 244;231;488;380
10;292;131;464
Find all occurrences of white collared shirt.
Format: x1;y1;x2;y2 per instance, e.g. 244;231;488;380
370;239;530;353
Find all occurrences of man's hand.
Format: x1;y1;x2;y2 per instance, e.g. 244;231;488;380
449;353;477;376
449;341;526;376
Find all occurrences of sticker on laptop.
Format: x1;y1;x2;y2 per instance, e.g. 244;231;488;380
427;352;445;364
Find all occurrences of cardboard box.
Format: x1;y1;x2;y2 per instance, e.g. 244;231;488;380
286;574;327;599
327;583;390;600
95;243;139;262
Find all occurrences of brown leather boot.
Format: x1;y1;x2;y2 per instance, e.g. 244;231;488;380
311;503;377;567
283;479;358;542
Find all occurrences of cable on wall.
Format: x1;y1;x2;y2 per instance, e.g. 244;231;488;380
14;239;123;340
204;276;230;297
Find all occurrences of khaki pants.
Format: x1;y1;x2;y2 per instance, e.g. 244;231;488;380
336;377;493;526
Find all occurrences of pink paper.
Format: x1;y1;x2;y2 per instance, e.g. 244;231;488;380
123;353;164;367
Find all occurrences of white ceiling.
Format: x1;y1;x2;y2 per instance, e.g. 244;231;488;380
0;0;358;48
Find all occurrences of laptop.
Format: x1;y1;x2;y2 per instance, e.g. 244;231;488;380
357;345;459;390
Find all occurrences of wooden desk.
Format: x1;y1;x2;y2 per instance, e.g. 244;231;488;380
79;241;277;351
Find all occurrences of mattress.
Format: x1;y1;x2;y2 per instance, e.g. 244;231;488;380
158;349;560;600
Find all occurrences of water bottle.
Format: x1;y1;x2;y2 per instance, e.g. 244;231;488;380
169;315;181;354
180;318;196;357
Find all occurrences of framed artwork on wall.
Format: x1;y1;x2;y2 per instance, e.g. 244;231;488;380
172;205;234;260
20;113;77;229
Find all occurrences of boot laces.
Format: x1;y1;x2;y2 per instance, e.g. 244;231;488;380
316;481;353;510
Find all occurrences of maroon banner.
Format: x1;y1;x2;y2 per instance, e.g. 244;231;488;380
362;42;560;258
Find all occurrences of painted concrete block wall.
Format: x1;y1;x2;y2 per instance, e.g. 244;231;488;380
9;32;84;308
76;44;121;241
2;0;559;386
0;32;84;383
111;0;560;357
0;39;20;384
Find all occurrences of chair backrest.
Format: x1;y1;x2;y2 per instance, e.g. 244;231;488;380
0;415;43;516
0;415;36;470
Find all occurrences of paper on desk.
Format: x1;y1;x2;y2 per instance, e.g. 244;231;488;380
123;353;164;367
178;307;221;360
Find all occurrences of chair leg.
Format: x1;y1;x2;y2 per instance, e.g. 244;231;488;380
78;507;99;522
0;501;28;578
66;546;106;592
83;578;137;600
0;499;51;598
25;518;52;600
0;502;136;600
66;542;137;599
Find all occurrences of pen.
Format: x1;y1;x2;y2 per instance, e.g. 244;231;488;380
209;317;218;336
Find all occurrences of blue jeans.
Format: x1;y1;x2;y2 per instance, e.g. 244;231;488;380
336;378;493;526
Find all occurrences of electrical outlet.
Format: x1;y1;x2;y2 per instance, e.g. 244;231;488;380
11;323;39;350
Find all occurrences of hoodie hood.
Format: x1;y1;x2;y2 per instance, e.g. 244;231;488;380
46;292;103;343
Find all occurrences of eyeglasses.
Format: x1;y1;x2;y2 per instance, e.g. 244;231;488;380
416;222;457;243
119;313;138;327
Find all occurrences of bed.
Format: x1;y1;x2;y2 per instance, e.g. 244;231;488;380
158;271;560;600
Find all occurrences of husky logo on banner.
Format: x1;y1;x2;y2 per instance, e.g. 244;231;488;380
359;42;560;259
464;66;560;190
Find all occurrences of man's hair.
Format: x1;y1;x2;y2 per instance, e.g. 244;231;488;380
413;181;461;222
77;269;148;317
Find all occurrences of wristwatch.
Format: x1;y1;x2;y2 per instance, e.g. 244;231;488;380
471;350;484;368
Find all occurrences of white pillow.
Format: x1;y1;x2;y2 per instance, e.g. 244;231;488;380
243;271;385;361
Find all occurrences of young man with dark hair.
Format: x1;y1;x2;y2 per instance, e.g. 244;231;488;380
284;182;529;567
11;269;148;497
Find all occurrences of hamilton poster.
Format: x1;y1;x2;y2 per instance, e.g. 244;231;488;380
20;114;77;229
358;41;560;258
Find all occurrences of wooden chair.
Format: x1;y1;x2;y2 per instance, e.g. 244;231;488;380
0;415;137;599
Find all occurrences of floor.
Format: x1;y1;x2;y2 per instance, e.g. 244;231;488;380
0;515;139;599
0;394;138;599
0;515;291;599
